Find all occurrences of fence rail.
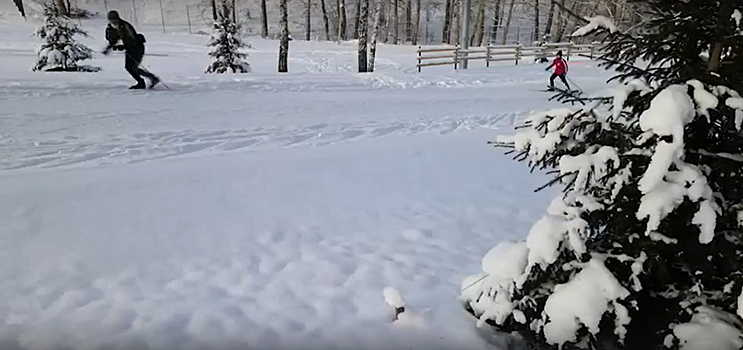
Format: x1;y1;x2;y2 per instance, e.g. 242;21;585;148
416;42;602;72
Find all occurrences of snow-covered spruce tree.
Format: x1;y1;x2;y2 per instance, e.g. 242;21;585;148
462;2;743;350
205;5;251;74
33;2;99;72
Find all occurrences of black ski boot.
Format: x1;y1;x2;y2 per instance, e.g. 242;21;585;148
148;76;160;89
129;81;146;89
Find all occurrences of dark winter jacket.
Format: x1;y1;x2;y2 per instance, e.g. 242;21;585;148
106;20;146;52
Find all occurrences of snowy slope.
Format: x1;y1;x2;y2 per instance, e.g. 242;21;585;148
0;19;613;350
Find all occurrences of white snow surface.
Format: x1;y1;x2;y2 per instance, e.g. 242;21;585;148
0;17;614;350
571;16;618;37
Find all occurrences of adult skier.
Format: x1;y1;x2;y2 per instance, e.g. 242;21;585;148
545;50;570;91
102;10;159;89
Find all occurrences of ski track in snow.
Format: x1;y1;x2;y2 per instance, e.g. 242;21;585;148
0;112;521;170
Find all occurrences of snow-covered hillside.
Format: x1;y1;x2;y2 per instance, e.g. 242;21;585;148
0;18;613;350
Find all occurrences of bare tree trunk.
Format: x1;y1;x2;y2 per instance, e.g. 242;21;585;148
544;0;555;40
405;0;412;42
358;0;370;72
452;0;459;44
65;0;71;12
306;0;312;40
320;0;331;39
338;0;348;40
412;0;421;44
384;0;391;42
55;0;69;15
500;0;515;44
354;0;361;39
532;0;539;43
369;0;382;71
489;0;501;44
442;0;452;43
555;0;572;42
232;0;237;21
211;0;218;20
471;0;485;46
261;0;269;37
279;0;289;72
393;0;399;43
221;0;230;20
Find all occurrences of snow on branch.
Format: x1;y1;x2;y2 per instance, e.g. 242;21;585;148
571;16;618;37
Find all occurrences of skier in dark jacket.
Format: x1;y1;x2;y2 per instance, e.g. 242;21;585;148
103;10;159;89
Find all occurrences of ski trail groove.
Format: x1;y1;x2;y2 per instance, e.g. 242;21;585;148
0;112;522;171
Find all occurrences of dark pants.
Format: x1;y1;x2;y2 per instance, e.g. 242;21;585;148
125;45;156;85
550;73;570;89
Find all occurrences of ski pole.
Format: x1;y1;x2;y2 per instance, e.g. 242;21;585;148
567;76;582;93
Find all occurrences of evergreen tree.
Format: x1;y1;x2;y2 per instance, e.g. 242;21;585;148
462;2;743;349
33;3;99;72
205;9;251;74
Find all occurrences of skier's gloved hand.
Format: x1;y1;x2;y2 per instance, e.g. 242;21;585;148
114;45;125;51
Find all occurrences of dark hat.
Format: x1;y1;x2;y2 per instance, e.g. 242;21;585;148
557;50;563;56
107;10;120;21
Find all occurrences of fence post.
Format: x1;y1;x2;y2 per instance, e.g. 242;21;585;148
567;42;572;61
515;43;521;65
186;5;192;34
486;45;491;68
159;0;166;33
417;46;421;73
454;46;459;70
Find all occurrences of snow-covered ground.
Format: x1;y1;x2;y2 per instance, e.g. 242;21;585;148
0;18;613;350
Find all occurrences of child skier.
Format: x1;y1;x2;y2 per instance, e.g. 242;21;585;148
545;50;570;91
102;10;159;89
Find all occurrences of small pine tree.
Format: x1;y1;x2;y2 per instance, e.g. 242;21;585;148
33;2;99;72
462;2;743;349
205;10;251;74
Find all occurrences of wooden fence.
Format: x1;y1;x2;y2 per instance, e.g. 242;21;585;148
416;42;602;72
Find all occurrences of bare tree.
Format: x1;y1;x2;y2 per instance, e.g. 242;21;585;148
55;0;69;16
412;0;421;45
489;0;501;44
232;0;237;21
261;0;268;37
212;0;218;20
354;0;362;39
306;0;312;40
544;0;555;39
405;0;412;42
358;0;370;71
532;0;540;43
320;0;331;40
393;0;399;44
471;0;485;46
500;0;515;44
555;0;573;42
279;0;289;72
452;0;459;45
442;0;452;43
369;0;382;71
337;0;348;40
